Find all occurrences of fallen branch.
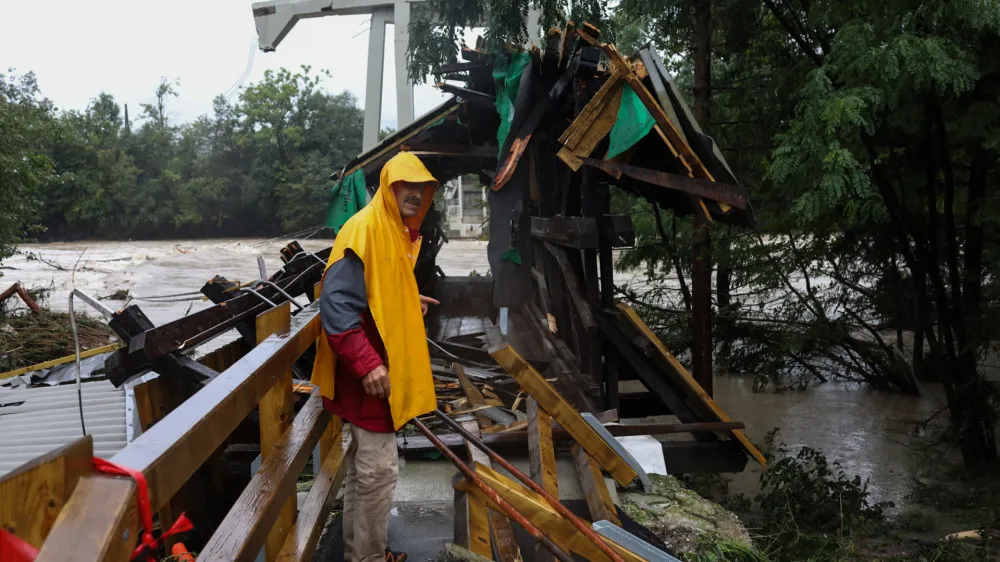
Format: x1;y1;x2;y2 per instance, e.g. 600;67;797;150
0;283;41;313
26;252;67;271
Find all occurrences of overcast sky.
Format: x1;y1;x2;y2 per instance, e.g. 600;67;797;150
2;0;462;130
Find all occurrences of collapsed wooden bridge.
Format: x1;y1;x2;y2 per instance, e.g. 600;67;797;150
1;23;764;562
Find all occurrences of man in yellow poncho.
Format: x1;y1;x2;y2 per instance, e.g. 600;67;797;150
311;152;440;562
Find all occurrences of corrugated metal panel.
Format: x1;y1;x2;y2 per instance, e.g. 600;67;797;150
0;380;127;476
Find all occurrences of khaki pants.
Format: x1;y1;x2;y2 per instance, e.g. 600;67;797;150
343;424;398;562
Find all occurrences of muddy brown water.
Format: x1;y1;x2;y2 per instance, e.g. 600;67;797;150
4;239;943;509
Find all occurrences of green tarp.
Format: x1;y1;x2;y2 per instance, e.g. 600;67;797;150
493;52;531;159
325;168;367;233
606;84;657;160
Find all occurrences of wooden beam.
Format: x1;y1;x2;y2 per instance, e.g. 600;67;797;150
527;398;558;496
276;429;354;562
465;464;644;562
557;79;626;171
616;303;766;467
596;313;703;425
256;303;296;562
106;263;323;383
452;474;492;558
531;217;599;249
571;443;621;526
199;393;332;562
489;344;637;487
0;436;93;548
399;420;748;455
528;397;559;562
454;362;493;429
457;419;521;562
33;476;138;562
542;242;596;331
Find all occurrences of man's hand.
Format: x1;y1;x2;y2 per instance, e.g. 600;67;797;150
361;365;391;399
419;295;440;316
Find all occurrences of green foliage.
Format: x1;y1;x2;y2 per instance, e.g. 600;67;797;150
1;66;362;244
407;0;612;82
758;446;889;537
685;539;771;562
0;71;57;260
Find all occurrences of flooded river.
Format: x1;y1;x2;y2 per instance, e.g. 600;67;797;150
3;239;942;508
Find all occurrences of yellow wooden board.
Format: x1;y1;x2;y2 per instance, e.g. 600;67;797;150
616;303;766;467
256;303;297;561
0;436;93;548
490;344;637;487
469;463;645;562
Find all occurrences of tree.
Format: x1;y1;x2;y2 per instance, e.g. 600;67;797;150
0;71;56;259
410;0;1000;467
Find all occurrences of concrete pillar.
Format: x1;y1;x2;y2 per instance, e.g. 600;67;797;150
393;0;414;128
363;8;390;150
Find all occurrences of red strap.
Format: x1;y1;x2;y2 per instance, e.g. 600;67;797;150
92;458;193;560
0;528;37;562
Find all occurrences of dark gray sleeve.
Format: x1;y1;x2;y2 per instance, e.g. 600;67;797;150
320;251;368;335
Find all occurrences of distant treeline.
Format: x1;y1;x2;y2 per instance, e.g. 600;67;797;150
0;66;362;258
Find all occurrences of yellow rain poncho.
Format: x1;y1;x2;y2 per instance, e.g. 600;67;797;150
310;152;439;431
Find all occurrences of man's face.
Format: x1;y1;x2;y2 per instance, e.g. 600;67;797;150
394;181;432;218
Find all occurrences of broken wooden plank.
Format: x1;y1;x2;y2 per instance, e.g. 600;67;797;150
452;474;492;558
616;303;766;467
527;396;559;562
458;419;522;561
571;443;621;526
466;464;644;562
454;363;493;429
489;344;637;487
527;398;559;496
531;216;600;249
581;158;748;209
557;80;626;171
542;242;596;332
0;436;93;548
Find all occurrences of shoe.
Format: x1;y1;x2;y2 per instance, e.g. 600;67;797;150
384;547;408;562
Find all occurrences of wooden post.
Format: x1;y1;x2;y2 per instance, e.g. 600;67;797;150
458;419;522;562
256;302;296;562
0;437;93;548
570;443;621;526
527;397;559;562
452;475;492;558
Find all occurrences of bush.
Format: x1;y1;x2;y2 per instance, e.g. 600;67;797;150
757;446;890;536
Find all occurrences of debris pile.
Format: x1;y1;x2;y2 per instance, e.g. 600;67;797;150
0;283;117;378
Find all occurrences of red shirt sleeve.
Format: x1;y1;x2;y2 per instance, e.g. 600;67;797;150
327;328;383;378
